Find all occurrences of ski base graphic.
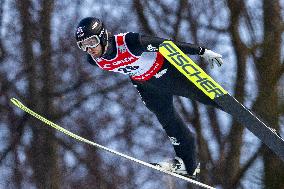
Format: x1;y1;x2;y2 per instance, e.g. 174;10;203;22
159;41;284;162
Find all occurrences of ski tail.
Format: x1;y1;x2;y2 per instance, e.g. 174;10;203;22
159;41;284;162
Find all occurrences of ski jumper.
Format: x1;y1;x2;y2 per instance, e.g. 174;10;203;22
87;32;220;175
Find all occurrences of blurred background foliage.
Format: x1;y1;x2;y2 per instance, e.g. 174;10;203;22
0;0;283;188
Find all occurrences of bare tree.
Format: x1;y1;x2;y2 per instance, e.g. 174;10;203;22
133;0;284;188
0;0;5;61
253;1;284;188
1;0;283;188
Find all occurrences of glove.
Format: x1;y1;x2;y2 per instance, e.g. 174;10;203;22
200;49;223;69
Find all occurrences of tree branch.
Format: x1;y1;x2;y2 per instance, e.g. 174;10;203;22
53;79;129;121
229;145;263;188
133;0;154;35
0;114;28;164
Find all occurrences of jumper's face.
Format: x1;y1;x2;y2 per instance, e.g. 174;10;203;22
87;44;103;58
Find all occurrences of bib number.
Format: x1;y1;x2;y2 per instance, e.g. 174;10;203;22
118;66;139;74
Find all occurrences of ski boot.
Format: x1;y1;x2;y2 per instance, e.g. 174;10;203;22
151;157;200;179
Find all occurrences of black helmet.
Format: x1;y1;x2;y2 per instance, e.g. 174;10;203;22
75;17;108;53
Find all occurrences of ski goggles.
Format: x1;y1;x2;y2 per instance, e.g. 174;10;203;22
77;35;100;51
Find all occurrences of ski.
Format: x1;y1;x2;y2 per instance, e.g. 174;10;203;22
159;41;284;162
10;98;215;189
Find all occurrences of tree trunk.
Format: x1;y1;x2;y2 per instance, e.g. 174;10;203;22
254;1;284;188
225;1;248;188
18;0;60;188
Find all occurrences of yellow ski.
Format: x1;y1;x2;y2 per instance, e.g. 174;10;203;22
159;41;284;162
159;41;227;100
10;98;215;189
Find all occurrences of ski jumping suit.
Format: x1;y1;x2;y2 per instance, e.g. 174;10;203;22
87;32;220;175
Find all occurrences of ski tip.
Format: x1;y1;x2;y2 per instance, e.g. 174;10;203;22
10;97;17;104
10;98;22;107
